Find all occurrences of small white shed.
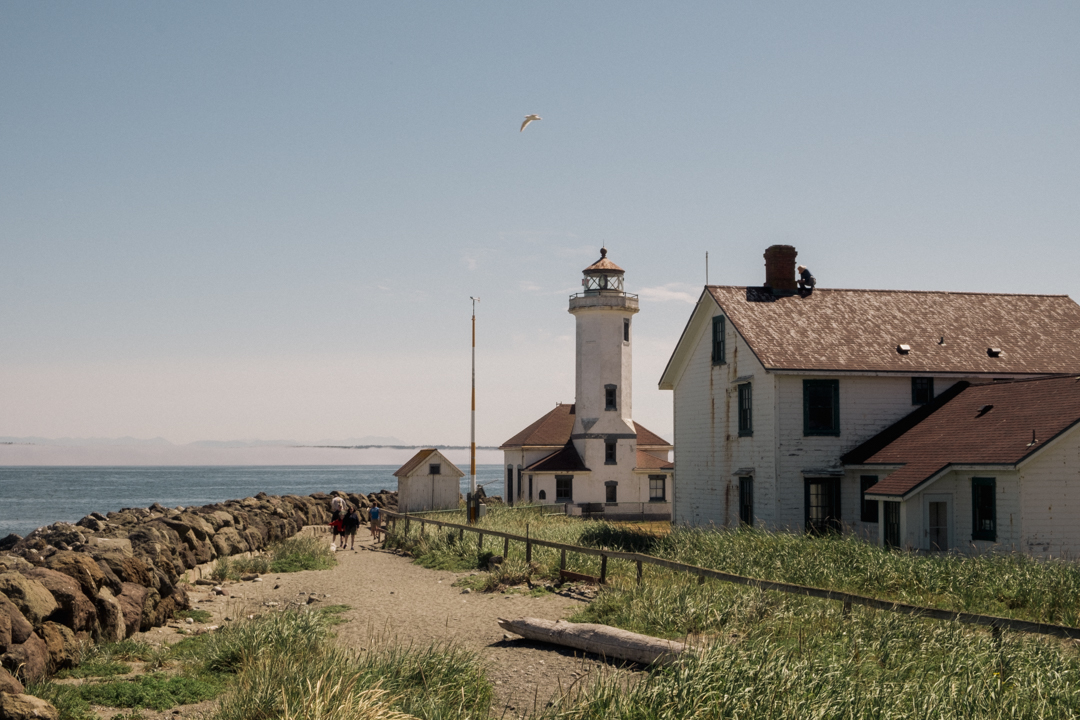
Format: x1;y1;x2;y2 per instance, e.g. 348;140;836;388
394;449;464;513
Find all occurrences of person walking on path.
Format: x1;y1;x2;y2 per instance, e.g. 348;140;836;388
342;505;361;551
329;496;347;549
369;505;382;543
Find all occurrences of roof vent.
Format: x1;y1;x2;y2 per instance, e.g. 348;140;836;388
976;404;994;417
987;347;1003;357
896;344;911;355
1027;430;1039;447
938;336;945;345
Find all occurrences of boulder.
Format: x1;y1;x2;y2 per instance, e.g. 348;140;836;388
38;622;76;673
94;553;151;588
201;510;237;531
0;632;48;684
211;527;250;557
0;666;25;695
0;607;8;654
116;583;149;638
142;585;188;630
44;551;107;600
85;537;133;557
94;588;125;644
0;692;58;720
19;568;96;634
0;535;21;552
0;595;33;646
0;574;57;628
92;560;124;596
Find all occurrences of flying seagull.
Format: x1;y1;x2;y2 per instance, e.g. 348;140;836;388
520;114;541;132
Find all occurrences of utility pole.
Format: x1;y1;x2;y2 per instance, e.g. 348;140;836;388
469;297;479;498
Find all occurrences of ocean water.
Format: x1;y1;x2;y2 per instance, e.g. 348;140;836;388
0;465;505;539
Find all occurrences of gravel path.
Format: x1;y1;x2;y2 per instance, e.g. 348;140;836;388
161;532;635;718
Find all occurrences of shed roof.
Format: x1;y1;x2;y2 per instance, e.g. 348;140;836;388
393;448;464;478
705;286;1080;375
842;375;1080;497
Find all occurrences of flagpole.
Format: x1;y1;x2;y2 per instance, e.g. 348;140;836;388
469;297;479;497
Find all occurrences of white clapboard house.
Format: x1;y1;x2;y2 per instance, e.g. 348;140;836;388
501;249;674;520
659;244;1080;555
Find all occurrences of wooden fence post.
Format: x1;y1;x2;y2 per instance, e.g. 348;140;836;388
503;536;509;559
478;532;484;552
560;549;567;570
459;527;464;543
842;599;852;617
526;524;532;564
600;555;608;585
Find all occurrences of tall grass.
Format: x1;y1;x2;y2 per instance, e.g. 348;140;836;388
548;601;1080;720
389;508;1080;626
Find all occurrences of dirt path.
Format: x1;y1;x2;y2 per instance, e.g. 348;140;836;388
150;532;633;718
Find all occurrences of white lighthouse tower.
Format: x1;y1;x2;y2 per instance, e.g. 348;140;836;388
568;248;639;492
499;247;673;516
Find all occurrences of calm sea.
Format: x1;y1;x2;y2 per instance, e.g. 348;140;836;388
0;465;505;539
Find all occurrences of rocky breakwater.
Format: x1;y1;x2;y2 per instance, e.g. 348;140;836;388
0;488;397;710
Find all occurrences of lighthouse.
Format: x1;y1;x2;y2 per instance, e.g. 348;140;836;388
499;248;673;516
568;248;639;482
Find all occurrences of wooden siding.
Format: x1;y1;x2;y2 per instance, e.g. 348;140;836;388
1019;428;1080;556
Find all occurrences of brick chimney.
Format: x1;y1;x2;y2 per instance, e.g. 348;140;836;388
763;245;797;293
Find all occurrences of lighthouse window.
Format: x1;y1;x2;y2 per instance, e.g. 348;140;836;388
605;385;617;411
555;476;573;502
605;441;617;464
624;319;630;342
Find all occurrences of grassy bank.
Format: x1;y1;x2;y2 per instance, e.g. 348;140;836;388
388;507;1080;626
210;535;337;581
33;606;492;720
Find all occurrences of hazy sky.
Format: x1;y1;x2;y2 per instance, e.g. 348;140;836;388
2;2;1078;450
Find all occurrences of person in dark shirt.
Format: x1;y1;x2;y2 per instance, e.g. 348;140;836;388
797;264;816;295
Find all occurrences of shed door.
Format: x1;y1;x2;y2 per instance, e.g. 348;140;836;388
925;494;951;551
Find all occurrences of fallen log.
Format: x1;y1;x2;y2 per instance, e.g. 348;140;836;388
497;617;688;666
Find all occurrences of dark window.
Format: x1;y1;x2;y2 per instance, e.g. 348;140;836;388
428;463;441;475
803;379;840;436
538;489;546;500
911;377;934;405
711;316;726;365
739;476;754;526
555;476;573;502
972;477;996;541
605;441;617;464
506;466;513;504
649;475;666;501
738;383;753;436
804;478;841;534
884;501;901;548
860;476;879;523
516;466;522;501
605;385;617;411
623;318;630;342
605;484;617;503
528;475;533;502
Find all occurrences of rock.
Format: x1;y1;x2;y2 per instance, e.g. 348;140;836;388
94;588;125;644
39;622;77;673
210;527;249;557
0;692;58;720
1;632;48;683
0;574;58;628
44;551;108;599
144;586;188;629
117;583;149;638
252;577;262;583
194;579;216;586
240;573;259;582
0;606;8;653
212;587;226;596
461;588;471;594
0;665;25;695
185;617;194;624
94;552;152;588
0;595;33;647
0;535;22;552
487;556;505;570
85;537;134;557
20;568;97;634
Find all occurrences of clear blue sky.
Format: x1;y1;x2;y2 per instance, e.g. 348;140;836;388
2;2;1078;448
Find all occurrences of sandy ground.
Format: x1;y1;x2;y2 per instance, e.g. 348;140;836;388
138;531;637;718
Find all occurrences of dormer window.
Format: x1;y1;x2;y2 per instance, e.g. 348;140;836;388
897;344;911;354
987;347;1003;358
605;385;617;411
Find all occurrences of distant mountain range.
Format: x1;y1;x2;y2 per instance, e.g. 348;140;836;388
0;435;478;448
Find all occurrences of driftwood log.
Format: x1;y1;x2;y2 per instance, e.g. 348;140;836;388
497;617;688;666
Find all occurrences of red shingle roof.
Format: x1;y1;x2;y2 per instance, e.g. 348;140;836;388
501;404;672;450
843;376;1080;497
708;286;1080;374
583;248;624;275
501;404;576;448
635;450;674;470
